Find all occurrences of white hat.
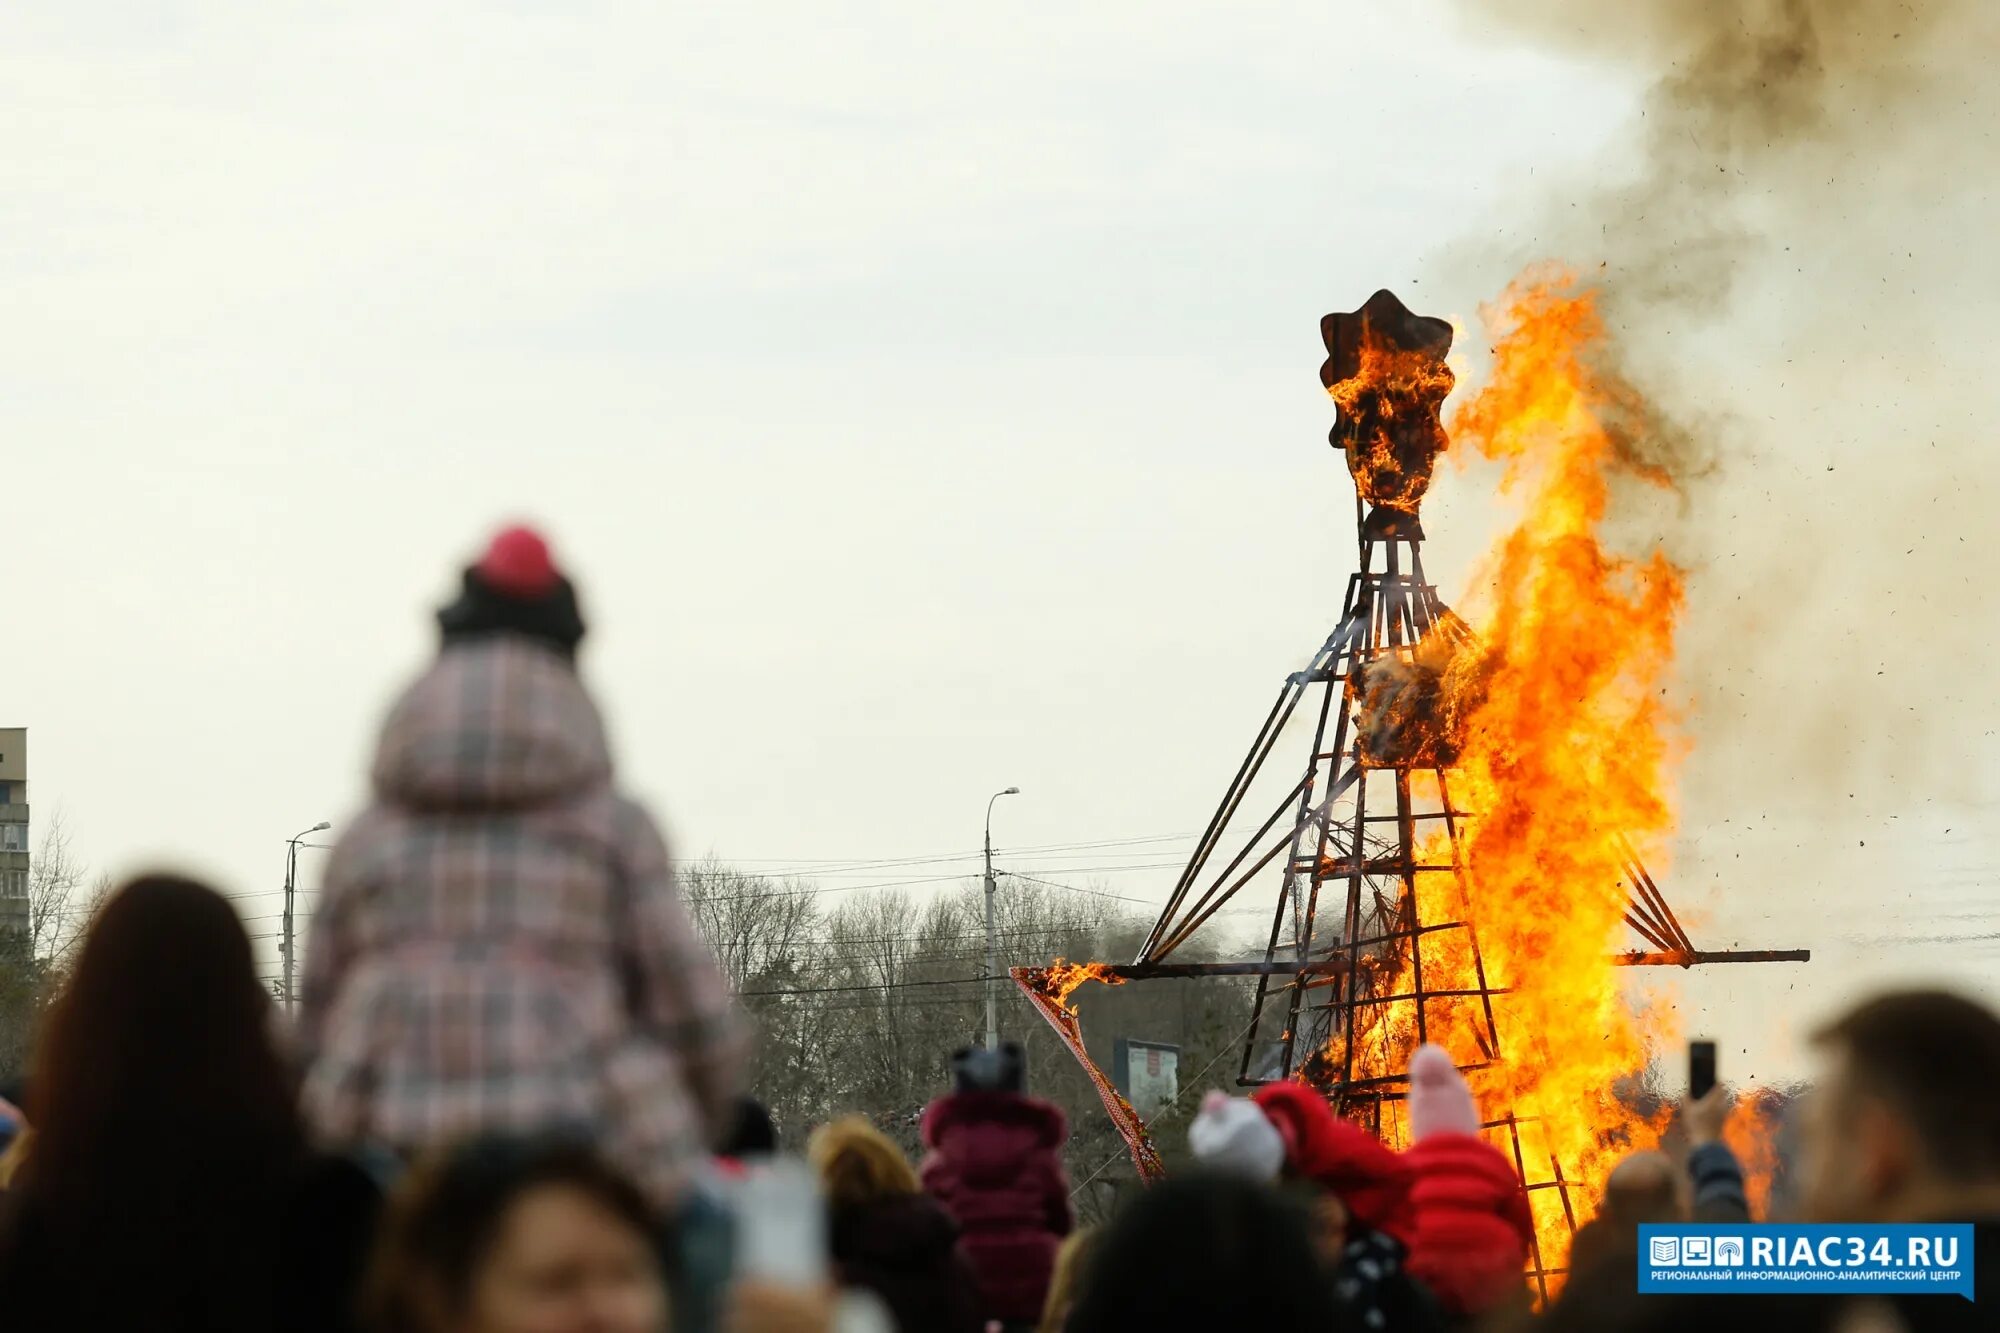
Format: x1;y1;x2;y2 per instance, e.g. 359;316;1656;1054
1187;1090;1285;1181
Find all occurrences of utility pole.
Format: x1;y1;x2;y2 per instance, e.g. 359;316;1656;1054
983;787;1019;1049
281;820;332;1012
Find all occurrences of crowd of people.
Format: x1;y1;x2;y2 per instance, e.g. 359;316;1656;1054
0;526;1994;1332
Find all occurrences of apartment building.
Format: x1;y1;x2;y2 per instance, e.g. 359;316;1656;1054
0;728;27;937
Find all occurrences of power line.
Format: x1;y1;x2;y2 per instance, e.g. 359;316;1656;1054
222;858;1188;918
242;871;963;917
251;917;1110;951
999;872;1262;918
666;832;1193;873
664;860;1188;907
217;831;1198;909
737;974;988;999
999;873;1152;904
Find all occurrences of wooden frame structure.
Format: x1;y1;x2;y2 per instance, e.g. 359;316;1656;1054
1019;291;1808;1300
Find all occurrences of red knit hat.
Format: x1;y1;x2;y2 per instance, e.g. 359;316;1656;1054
1252;1082;1417;1245
437;523;586;660
476;525;561;598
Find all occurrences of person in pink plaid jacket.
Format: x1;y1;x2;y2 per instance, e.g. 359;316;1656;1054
298;526;744;1204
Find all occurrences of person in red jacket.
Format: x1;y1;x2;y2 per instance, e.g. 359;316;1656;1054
1190;1084;1444;1331
1252;1080;1419;1247
920;1043;1073;1332
1189;1048;1533;1326
1400;1044;1535;1319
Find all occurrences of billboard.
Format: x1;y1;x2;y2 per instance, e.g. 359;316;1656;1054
1111;1036;1181;1119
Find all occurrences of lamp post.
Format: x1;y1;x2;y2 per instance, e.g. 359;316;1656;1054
983;787;1020;1050
281;820;332;1012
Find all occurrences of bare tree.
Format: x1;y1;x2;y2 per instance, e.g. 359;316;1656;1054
674;858;1260;1198
0;810;111;1078
681;858;821;994
821;890;981;1123
25;810;108;967
681;858;832;1139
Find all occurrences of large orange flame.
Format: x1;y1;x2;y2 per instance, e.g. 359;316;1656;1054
1335;270;1687;1272
1722;1091;1788;1219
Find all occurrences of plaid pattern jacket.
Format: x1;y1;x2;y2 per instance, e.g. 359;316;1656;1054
297;639;743;1202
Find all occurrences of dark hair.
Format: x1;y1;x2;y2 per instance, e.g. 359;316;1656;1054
722;1095;778;1158
18;874;304;1203
364;1133;661;1333
437;571;586;661
1812;988;2000;1179
0;876;306;1323
1064;1172;1341;1329
951;1041;1025;1094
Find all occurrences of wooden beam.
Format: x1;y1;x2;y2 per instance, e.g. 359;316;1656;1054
1614;949;1811;967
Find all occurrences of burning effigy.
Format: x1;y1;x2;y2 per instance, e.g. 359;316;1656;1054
1320;288;1456;534
1019;275;1807;1298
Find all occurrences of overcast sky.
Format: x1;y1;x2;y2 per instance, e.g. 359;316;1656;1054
8;1;1995;1087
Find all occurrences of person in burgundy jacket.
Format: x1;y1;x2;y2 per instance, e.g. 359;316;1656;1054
920;1043;1073;1331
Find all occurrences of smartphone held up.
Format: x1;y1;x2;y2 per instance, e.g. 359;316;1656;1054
1689;1038;1718;1101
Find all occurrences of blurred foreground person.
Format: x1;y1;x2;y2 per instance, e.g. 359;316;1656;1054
0;1128;27;1193
1567;1084;1752;1274
921;1042;1073;1331
1682;1083;1751;1222
1562;1149;1677;1279
1035;1230;1095;1333
0;875;380;1333
0;1085;21;1157
300;525;743;1204
673;1098;791;1333
809;1115;981;1333
1397;1045;1532;1323
723;1096;780;1164
0;1084;25;1196
1063;1173;1341;1329
366;1134;668;1333
1188;1087;1435;1324
1547;989;2000;1333
1188;1045;1525;1329
1794;988;2000;1327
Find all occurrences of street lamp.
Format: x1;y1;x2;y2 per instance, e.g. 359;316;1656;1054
281;820;333;1013
983;787;1021;1050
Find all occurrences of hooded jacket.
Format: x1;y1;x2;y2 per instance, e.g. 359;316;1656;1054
297;639;743;1203
1253;1081;1419;1245
920;1091;1073;1324
1400;1132;1535;1317
829;1193;984;1333
1394;1045;1535;1317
